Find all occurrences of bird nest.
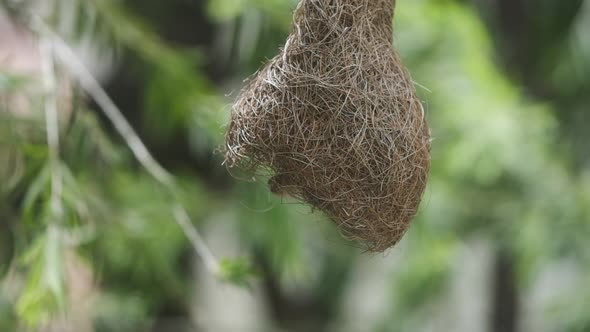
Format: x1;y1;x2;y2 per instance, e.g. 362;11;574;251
225;0;431;252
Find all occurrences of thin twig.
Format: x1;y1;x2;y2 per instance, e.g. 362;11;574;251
33;18;173;187
173;204;219;273
39;37;63;218
33;17;220;275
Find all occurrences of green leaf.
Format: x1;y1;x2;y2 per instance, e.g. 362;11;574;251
217;257;258;288
22;164;51;225
16;227;65;326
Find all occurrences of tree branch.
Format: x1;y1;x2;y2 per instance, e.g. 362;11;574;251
32;17;220;275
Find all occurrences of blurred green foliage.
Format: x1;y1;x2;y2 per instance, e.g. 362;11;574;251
1;0;589;331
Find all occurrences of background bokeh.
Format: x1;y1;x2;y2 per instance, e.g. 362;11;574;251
1;0;589;331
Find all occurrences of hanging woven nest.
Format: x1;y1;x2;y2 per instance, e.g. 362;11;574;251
224;0;431;252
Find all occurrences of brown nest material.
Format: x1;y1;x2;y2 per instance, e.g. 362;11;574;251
224;0;431;252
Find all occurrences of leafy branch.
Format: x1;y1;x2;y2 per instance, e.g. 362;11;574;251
31;17;222;275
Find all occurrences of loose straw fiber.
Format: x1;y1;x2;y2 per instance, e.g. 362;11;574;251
225;0;431;252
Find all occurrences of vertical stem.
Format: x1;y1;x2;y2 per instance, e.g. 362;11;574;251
39;38;63;219
40;36;67;310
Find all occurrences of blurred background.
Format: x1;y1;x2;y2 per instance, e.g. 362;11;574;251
0;0;589;331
